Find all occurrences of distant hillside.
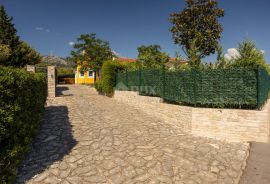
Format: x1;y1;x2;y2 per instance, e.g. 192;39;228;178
40;55;76;67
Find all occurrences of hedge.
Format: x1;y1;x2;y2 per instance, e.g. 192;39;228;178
116;68;270;109
0;66;47;183
95;60;126;96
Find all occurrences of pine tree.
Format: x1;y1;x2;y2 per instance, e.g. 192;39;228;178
0;5;20;49
0;5;21;66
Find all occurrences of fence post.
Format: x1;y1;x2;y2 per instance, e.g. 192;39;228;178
162;65;165;98
139;67;141;92
193;69;197;106
115;71;118;90
125;69;128;90
256;68;260;109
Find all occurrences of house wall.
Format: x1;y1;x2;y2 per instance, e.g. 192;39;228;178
114;90;270;143
75;66;95;84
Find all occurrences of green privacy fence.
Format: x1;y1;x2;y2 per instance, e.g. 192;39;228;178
115;68;270;109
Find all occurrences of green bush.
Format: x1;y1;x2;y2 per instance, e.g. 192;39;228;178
0;66;47;183
95;60;126;96
57;67;75;76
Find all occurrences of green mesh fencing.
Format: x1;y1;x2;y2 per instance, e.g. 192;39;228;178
163;70;197;104
127;71;140;91
257;68;270;108
140;69;163;96
115;72;128;91
116;68;270;109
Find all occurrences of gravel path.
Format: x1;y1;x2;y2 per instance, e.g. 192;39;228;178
16;85;249;184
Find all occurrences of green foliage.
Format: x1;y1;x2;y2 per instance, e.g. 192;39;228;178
0;5;21;67
0;5;41;67
170;0;224;66
0;6;20;50
137;45;169;68
116;68;270;109
228;40;270;73
124;61;140;71
0;67;47;183
174;51;186;61
57;67;75;83
70;33;114;80
12;42;41;67
185;39;203;68
215;44;227;69
0;44;11;63
175;63;192;71
95;60;126;95
57;67;74;76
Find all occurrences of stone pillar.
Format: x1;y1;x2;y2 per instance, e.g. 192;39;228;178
47;66;56;98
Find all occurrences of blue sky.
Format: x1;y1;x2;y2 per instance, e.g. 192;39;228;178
1;0;270;62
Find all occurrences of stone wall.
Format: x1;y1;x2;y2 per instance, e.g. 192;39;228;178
192;104;270;142
114;91;270;143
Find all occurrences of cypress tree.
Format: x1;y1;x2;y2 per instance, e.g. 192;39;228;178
0;5;20;48
0;5;21;66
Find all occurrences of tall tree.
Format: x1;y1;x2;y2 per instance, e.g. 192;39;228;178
229;40;269;72
13;42;41;67
170;0;224;67
0;44;11;64
0;5;42;67
71;34;114;81
137;45;169;68
0;5;20;48
0;5;21;65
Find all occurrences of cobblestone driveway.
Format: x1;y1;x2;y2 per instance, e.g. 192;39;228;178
16;85;249;184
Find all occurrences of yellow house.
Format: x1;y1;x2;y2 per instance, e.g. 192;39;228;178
75;66;95;84
74;57;136;85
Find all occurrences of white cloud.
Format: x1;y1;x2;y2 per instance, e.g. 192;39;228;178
69;42;75;46
35;27;44;31
261;50;265;54
224;48;240;60
35;27;51;33
224;53;232;60
112;50;120;56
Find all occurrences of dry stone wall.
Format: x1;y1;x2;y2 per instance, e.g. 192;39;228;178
114;91;270;143
192;104;270;142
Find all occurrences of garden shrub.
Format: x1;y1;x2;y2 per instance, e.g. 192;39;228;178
57;67;75;76
57;67;75;81
95;60;126;96
0;66;47;183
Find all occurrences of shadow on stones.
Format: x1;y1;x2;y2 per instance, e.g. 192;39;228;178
15;105;77;183
56;86;73;97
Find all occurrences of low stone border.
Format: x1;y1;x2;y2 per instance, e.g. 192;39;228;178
114;91;270;143
236;142;250;184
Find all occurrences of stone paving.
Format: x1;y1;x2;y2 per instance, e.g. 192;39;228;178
16;85;249;184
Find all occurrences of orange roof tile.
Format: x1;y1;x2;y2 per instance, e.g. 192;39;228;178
115;57;136;63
